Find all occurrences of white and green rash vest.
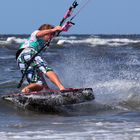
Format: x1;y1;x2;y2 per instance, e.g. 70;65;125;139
19;30;46;52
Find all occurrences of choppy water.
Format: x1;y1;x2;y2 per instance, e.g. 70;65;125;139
1;34;140;139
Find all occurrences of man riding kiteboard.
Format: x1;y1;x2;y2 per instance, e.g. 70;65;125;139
16;0;90;94
16;24;65;93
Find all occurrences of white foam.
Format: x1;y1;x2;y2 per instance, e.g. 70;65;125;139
0;40;10;45
1;120;140;140
0;55;14;59
57;40;66;45
93;80;140;98
0;37;27;46
91;79;140;104
57;38;93;45
6;37;27;44
94;80;137;91
1;35;140;48
57;37;140;47
96;122;103;126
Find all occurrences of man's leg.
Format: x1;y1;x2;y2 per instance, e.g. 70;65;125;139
22;83;44;93
46;71;65;90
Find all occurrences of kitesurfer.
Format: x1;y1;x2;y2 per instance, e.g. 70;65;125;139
16;24;65;93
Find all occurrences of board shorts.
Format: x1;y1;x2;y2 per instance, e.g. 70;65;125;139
16;48;53;84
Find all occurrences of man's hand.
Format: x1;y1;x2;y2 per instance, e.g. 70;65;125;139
53;26;62;32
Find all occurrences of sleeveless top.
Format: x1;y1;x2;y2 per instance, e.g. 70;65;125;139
19;30;46;52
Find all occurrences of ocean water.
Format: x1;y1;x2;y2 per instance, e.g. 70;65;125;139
0;34;140;139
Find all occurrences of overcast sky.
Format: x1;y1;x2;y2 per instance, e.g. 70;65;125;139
0;0;140;34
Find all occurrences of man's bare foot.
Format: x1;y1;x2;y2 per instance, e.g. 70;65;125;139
59;86;65;91
21;87;30;94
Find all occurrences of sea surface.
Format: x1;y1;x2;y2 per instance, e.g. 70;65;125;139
0;34;140;140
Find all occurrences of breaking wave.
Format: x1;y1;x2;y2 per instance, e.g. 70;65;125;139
57;36;140;47
0;35;140;49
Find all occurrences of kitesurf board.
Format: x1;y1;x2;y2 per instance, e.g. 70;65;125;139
1;88;95;112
